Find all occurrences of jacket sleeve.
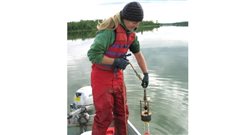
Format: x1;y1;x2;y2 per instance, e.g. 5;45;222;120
129;35;140;53
87;30;114;63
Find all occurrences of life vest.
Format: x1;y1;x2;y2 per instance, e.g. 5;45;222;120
94;24;135;71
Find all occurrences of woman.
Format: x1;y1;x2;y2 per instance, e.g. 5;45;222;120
87;2;149;135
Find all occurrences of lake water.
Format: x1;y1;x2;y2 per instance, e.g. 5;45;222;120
68;26;188;135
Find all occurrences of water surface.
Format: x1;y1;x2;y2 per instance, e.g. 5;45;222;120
68;26;188;135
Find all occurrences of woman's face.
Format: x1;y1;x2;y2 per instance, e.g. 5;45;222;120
123;19;141;31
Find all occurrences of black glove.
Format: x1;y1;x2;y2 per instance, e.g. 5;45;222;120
141;73;149;88
113;57;129;70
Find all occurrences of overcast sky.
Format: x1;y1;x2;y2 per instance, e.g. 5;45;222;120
66;0;188;23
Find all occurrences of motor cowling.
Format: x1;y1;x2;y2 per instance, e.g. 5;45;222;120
74;86;93;107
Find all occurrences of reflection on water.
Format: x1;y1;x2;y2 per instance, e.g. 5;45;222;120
68;27;188;135
125;46;188;135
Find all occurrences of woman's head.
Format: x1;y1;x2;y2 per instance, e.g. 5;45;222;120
97;2;143;31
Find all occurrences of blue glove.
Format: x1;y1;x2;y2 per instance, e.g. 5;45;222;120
141;73;149;88
113;57;129;70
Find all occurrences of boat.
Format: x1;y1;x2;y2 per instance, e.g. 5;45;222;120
67;86;142;135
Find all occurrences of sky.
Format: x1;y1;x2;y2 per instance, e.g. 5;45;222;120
66;0;188;23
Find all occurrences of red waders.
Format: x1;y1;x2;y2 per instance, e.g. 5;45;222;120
91;66;128;135
91;25;135;135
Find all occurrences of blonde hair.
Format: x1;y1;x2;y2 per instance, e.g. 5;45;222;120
97;12;121;31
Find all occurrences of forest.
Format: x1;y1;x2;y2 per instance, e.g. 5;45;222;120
67;20;188;40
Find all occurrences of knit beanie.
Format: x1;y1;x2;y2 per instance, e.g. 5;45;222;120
120;2;144;22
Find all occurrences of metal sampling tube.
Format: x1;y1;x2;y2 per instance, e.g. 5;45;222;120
128;61;152;135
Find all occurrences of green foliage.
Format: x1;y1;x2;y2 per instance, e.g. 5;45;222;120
67;20;188;40
159;21;188;27
137;21;160;32
67;20;100;40
67;20;100;32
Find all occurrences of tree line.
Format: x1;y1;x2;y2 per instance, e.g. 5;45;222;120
67;20;188;40
159;21;188;26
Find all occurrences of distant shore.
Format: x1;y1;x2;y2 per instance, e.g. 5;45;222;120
159;21;188;26
67;20;188;40
67;20;188;32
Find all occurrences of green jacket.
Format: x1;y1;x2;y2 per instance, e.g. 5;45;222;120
87;20;140;64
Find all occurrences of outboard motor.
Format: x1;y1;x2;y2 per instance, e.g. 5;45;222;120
74;86;93;107
68;86;94;133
